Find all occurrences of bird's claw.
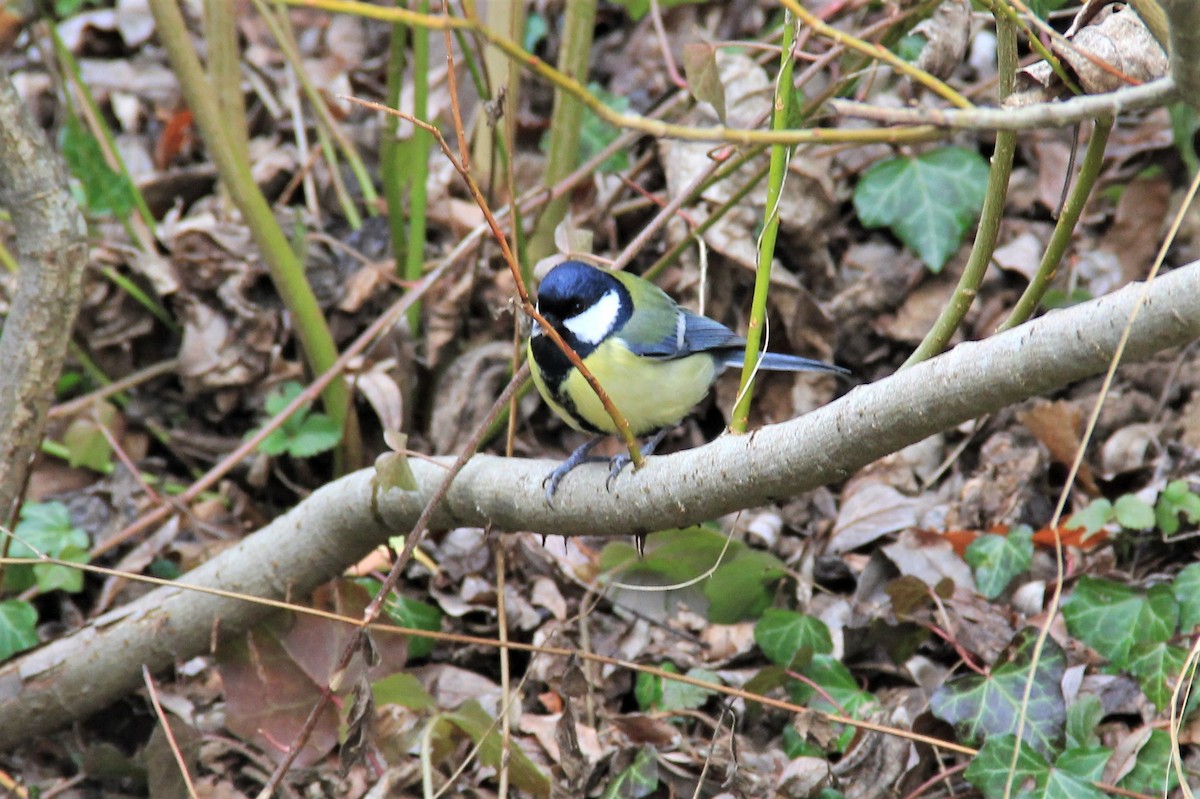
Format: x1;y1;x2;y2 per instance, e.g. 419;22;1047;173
605;454;632;491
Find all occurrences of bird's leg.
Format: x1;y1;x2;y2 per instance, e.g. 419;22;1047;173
606;427;671;491
543;436;607;502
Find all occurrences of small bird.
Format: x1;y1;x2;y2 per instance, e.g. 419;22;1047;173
528;260;848;500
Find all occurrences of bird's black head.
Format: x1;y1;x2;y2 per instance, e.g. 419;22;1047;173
532;261;631;356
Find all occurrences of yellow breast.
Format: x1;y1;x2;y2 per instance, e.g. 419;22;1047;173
559;339;718;435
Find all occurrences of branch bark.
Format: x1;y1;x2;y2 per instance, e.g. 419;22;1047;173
0;64;88;524
1;263;1198;749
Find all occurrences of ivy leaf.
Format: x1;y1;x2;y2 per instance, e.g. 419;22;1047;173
754;609;833;668
930;627;1066;756
1065;695;1102;750
660;668;721;711
0;600;39;661
965;525;1033;599
1062;577;1178;666
853;146;989;272
1116;729;1178;795
1174;562;1200;632
1043;747;1111;799
964;734;1047;799
599;747;658;799
1126;640;1188;710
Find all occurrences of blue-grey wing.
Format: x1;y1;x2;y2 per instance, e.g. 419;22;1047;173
622;309;742;360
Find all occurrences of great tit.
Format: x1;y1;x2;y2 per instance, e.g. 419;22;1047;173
528;260;848;499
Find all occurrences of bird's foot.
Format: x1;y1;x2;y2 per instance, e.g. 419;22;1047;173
604;428;672;491
542;436;606;503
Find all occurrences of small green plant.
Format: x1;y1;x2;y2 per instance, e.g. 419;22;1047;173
753;610;877;752
0;501;92;660
250;381;343;458
1068;480;1200;538
61;116;137;218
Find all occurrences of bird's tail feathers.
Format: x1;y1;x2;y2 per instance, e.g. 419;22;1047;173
719;350;850;375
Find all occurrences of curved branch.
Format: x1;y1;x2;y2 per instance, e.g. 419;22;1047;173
0;263;1198;748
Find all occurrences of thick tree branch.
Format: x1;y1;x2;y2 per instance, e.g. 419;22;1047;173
0;64;88;523
0;263;1198;749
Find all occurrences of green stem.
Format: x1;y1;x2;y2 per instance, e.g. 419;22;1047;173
998;117;1113;331
902;13;1019;367
731;15;798;433
404;0;432;331
526;0;597;263
381;9;409;268
149;0;360;468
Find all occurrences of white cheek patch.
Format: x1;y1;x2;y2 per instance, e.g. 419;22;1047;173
564;289;621;345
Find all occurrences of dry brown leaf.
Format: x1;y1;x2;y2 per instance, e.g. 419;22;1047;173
911;0;972;80
829;483;924;554
1055;5;1167;94
1018;399;1098;494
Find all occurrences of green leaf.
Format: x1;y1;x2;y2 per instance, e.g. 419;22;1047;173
930;628;1066;756
252;382;341;458
599;527;785;623
704;549;786;623
853;146;990;271
61;116;136;216
284;413;342;458
358;579;443;660
1175;562;1200;632
1066;499;1112;536
1126;640;1188;710
599;747;659;799
895;33;927;62
964;734;1047;799
372;672;436;711
1117;729;1178;795
660;668;720;711
1042;747;1110;799
635;665;668;711
791;655;877;719
1064;695;1102;750
1062;577;1178;666
965;526;1033;599
33;545;88;594
523;11;548;52
755;609;833;668
1112;494;1155;530
1156;480;1200;536
61;404;117;472
578;83;630;174
444;700;550;798
10;501;90;560
682;43;726;123
0;600;39;661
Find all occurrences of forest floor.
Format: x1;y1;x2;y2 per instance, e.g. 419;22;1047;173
1;1;1199;797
